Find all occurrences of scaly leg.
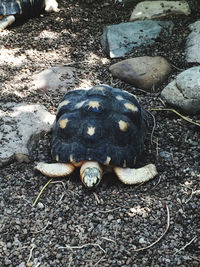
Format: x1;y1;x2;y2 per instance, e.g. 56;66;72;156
35;162;75;177
0;15;15;31
114;164;157;185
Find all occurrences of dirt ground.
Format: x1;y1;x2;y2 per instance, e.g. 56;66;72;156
0;0;200;266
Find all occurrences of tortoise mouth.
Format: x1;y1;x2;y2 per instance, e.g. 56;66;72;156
81;167;102;188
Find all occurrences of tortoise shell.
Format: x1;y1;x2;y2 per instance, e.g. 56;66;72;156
0;0;44;17
51;85;148;168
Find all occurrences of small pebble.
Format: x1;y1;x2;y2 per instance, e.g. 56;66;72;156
138;237;147;244
37;202;44;209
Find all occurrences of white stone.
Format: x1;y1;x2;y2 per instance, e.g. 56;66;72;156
130;1;191;21
37;202;44;209
31;66;75;93
0;103;55;167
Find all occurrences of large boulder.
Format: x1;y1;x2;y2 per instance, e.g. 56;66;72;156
161;66;200;114
130;1;191;21
185;21;200;64
101;20;174;58
109;56;171;91
0;103;55;167
31;66;75;93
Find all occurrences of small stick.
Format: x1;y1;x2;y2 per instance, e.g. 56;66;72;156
179;184;200;204
148;108;200;127
173;236;197;255
101;237;116;243
93;192;101;204
33;178;53;206
94;255;106;266
59;243;106;254
146;110;156;145
134;88;149;94
58;192;65;204
31;222;51;234
185;189;194;204
67;254;73;267
132;204;170;252
114;224;118;242
51;180;66;189
27;244;36;265
150;175;161;190
189;256;200;262
170;63;185;71
158;97;166;107
156;137;159;157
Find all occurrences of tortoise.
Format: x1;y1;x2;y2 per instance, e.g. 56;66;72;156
35;84;157;188
0;0;59;30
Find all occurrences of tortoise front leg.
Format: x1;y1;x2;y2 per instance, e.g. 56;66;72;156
0;15;15;31
114;164;157;185
35;162;75;177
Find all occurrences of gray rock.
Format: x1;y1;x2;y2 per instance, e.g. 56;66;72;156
101;20;174;58
161;66;200;114
159;151;172;161
0;103;55;167
130;1;191;21
138;237;147;244
185;21;200;63
109;56;171;90
31;66;75;93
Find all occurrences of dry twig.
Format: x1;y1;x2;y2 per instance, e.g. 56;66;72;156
51;180;66;189
173;236;197;255
101;237;116;243
146;110;156;145
150;175;162;190
131;204;170;252
170;63;185;71
94;255;106;266
67;254;73;267
149;108;200;127
59;243;106;254
27;244;36;265
93;192;101;204
189;256;200;262
31;221;52;234
33;178;53;206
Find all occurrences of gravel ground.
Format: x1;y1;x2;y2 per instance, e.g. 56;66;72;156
0;0;200;266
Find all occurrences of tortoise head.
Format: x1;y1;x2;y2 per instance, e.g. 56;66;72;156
80;161;103;188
